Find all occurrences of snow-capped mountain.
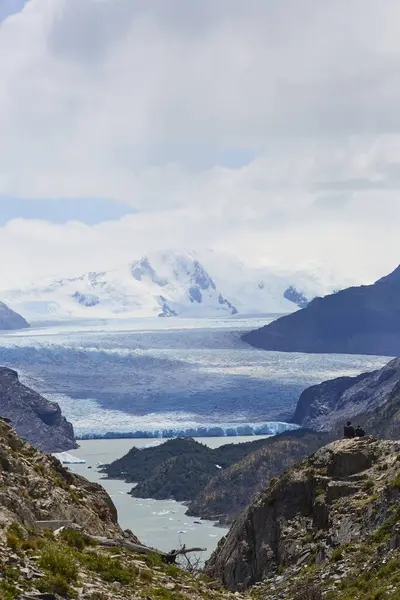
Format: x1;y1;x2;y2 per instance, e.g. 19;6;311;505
1;250;347;322
2;253;238;321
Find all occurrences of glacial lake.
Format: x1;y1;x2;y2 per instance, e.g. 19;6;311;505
67;437;270;563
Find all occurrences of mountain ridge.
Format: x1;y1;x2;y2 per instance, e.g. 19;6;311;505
0;301;29;330
1;250;343;321
243;263;400;356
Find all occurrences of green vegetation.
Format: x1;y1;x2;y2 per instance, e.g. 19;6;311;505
39;545;78;580
37;573;77;598
364;479;375;491
188;430;331;524
79;551;137;584
102;431;331;511
390;472;400;489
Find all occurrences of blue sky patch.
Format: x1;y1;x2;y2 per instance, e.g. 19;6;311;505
0;198;135;225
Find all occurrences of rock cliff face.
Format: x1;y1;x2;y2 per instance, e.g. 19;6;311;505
0;301;29;330
187;430;332;525
0;367;76;452
206;437;400;594
0;419;120;537
242;264;400;356
293;357;400;431
0;420;245;600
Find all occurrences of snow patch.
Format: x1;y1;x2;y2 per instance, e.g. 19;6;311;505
53;452;86;465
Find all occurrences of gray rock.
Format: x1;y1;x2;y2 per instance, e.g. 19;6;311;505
292;358;400;431
205;437;400;592
0;367;76;452
0;301;29;331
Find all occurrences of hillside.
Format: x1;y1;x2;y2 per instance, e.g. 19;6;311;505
293;357;400;431
0;367;76;452
243;264;400;356
0;301;29;330
0;419;244;600
187;430;332;524
206;437;400;599
103;437;284;502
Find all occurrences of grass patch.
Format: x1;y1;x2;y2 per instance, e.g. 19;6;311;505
37;573;77;598
372;505;400;543
148;587;185;600
390;472;400;489
145;552;165;568
165;564;181;577
140;568;153;582
59;528;88;551
330;549;343;563
79;551;137;584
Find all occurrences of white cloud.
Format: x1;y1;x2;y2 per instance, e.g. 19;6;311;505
0;0;400;287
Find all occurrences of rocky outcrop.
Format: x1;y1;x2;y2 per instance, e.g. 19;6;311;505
0;301;29;330
0;419;120;537
206;437;400;592
243;264;400;356
0;367;76;452
187;430;332;525
293;358;400;431
0;420;243;600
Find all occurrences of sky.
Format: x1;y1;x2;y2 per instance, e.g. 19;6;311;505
0;0;400;288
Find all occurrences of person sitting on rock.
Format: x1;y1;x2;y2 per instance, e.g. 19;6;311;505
344;421;355;438
355;425;365;437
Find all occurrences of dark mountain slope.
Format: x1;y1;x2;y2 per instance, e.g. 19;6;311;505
187;430;332;524
243;265;400;356
0;367;76;452
293;357;400;430
0;301;29;330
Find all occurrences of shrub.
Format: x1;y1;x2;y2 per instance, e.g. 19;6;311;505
39;545;78;580
390;472;400;489
37;573;75;598
60;528;87;551
140;568;153;582
145;552;165;568
364;480;375;491
79;551;137;584
330;548;343;562
293;584;323;600
6;533;20;552
165;564;181;577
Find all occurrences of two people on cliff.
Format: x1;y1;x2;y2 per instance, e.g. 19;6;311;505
344;421;365;439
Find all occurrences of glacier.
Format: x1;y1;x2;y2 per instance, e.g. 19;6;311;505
0;316;389;441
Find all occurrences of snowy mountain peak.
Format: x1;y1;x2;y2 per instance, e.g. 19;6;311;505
2;251;238;321
0;250;345;323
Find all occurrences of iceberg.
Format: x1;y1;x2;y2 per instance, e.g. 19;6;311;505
53;452;86;465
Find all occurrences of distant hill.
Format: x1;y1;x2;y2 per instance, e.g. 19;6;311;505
0;301;29;330
292;357;400;438
242;265;400;356
102;437;283;502
102;431;333;523
0;367;76;452
187;430;331;524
